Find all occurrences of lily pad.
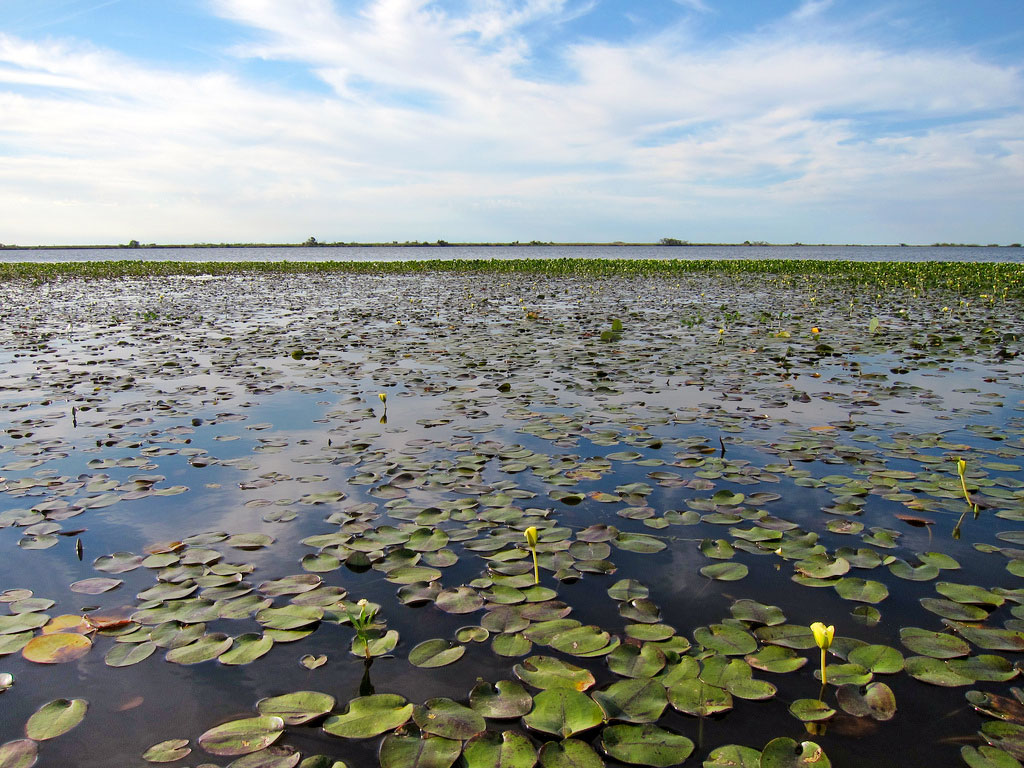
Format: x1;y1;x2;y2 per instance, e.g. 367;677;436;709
469;680;533;719
22;633;92;664
462;731;537;768
413;698;486;740
760;738;830;768
25;698;88;740
257;691;336;724
537;740;604;768
198;715;285;756
323;694;414;739
515;656;595;691
409;639;466;668
598;723;694;767
523;688;605;737
592;678;667;724
379;733;461;768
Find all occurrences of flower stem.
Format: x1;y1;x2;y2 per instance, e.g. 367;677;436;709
820;648;827;686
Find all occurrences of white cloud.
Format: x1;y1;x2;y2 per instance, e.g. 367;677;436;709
0;1;1021;244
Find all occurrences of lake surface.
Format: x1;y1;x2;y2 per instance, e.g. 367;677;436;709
2;244;1024;263
1;267;1022;768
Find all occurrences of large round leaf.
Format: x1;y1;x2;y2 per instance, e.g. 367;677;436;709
537;740;604;768
598;724;694;767
666;679;732;716
760;738;830;768
165;633;232;664
591;679;667;724
198;716;285;756
514;657;595;691
462;731;537;768
0;739;37;768
22;633;92;664
693;624;757;655
323;694;414;739
413;698;486;740
836;683;896;720
523;689;605;738
378;733;461;768
470;680;533;719
24;699;88;740
409;639;465;668
257;691;336;724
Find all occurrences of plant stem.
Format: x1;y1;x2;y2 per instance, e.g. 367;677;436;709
820;648;827;686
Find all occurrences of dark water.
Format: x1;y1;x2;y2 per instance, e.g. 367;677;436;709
2;244;1023;263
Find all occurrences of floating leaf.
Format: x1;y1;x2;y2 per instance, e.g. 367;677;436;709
379;733;461;768
760;738;830;768
414;698;486;740
143;739;192;763
323;694;413;739
22;633;91;664
105;641;157;668
25;698;88;740
469;680;533;719
537;739;604;768
409;639;466;668
462;731;537;768
598;723;694;767
515;656;595;691
220;633;274;665
257;691;335;725
198;716;285;756
523;688;605;737
0;740;37;768
592;679;667;724
836;682;896;720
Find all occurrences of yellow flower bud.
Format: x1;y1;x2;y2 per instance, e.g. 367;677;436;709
524;526;538;549
810;622;834;650
378;393;387;404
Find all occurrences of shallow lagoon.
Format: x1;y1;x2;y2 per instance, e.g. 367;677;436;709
1;264;1023;768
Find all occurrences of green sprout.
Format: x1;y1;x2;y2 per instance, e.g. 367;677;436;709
524;526;539;584
345;599;379;659
810;621;834;686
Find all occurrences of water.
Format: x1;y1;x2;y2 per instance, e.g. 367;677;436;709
2;244;1023;263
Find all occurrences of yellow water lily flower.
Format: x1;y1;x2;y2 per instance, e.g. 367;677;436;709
524;526;539;584
810;621;834;685
378;392;387;404
810;622;834;650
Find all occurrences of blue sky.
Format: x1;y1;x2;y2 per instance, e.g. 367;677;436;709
0;0;1021;244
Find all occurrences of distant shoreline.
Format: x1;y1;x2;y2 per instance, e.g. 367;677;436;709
1;241;1020;250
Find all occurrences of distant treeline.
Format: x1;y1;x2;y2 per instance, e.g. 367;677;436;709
1;239;1020;250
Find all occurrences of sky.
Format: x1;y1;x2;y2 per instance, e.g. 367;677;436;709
0;0;1022;245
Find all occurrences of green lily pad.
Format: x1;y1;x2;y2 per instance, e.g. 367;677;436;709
550;626;612;656
847;645;904;674
523;688;605;737
666;679;732;716
198;715;285;756
904;656;976;686
789;699;835;722
379;733;461;768
700;562;748;581
704;745;761;768
606;644;666;679
613;533;666;554
936;582;1005;607
538;739;604;768
493;633;533;657
25;698;88;740
744;646;808;674
598;723;694;767
834;578;889;603
592;679;667;724
731;599;786;627
409;639;466;668
952;625;1024;652
760;738;830;768
462;731;537;768
920;598;989;621
105;641;156;667
142;739;192;763
693;624;757;655
961;745;1024;768
900;628;971;658
351;629;399;658
607;581;648;601
754;625;815;650
165;633;232;664
515;656;596;691
469;680;533;719
435;587;484;614
322;694;414;739
219;633;274;665
948;655;1019;682
835;682;896;720
257;691;336;724
0;740;37;768
414;698;486;740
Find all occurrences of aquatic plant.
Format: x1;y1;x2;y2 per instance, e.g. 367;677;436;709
524;526;539;584
810;622;835;685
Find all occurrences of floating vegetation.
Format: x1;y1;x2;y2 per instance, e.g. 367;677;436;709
0;260;1022;766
